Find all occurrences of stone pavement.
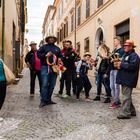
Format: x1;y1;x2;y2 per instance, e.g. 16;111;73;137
0;69;140;140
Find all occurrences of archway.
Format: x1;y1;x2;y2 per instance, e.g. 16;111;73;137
95;27;105;55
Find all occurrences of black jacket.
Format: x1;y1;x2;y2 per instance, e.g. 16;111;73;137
98;58;110;74
25;50;36;70
62;48;78;70
116;50;140;88
37;44;62;66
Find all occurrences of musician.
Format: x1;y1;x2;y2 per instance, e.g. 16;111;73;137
115;40;139;119
76;52;93;101
93;44;112;103
58;40;78;97
37;36;62;108
109;36;124;109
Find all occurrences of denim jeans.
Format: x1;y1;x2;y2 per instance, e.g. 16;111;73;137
110;70;120;103
41;65;57;103
96;72;111;98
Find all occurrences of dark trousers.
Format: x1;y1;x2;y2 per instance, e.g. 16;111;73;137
96;72;111;98
76;75;92;99
72;71;77;95
30;70;41;94
0;81;7;110
59;69;73;95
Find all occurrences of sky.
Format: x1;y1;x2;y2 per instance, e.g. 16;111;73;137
26;0;54;45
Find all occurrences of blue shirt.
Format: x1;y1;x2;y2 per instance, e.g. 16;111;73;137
0;59;6;82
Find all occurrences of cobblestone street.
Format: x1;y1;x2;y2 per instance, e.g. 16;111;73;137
0;69;140;140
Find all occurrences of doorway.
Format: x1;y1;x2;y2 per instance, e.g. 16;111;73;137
95;27;104;55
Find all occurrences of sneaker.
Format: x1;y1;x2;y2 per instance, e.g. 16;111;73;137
30;94;34;97
76;98;80;101
0;117;4;122
62;93;69;98
58;94;62;98
103;98;111;103
117;115;131;119
85;97;92;102
93;96;100;101
54;92;60;96
109;102;120;109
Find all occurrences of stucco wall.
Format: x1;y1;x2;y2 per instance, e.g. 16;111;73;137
3;0;19;70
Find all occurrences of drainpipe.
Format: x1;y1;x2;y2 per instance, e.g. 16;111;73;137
1;0;5;60
74;0;77;49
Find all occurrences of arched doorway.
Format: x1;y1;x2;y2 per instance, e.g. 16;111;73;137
95;27;105;55
95;27;104;47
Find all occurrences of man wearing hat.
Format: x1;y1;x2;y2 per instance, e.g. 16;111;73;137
114;39;140;119
37;36;62;107
25;41;42;96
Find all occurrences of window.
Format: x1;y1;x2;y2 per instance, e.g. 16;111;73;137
64;20;68;38
66;20;68;37
62;1;63;14
71;14;74;32
77;5;81;26
58;8;61;19
76;42;81;54
86;0;90;18
116;19;130;45
84;38;90;52
57;31;60;43
98;0;103;8
60;28;63;42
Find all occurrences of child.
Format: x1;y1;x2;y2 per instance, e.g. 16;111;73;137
76;52;93;101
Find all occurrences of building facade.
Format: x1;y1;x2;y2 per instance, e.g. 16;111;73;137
43;0;140;88
42;5;56;39
0;0;27;76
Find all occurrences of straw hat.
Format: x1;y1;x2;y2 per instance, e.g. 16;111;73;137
45;36;57;42
84;52;92;57
29;41;37;46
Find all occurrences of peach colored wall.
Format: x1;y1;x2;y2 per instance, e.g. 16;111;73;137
0;0;19;70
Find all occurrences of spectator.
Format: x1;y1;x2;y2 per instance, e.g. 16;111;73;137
25;41;42;97
0;58;7;122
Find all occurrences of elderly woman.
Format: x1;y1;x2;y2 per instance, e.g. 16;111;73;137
0;59;7;121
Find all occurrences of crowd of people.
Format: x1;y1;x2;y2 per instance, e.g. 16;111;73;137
0;35;139;121
24;35;140;120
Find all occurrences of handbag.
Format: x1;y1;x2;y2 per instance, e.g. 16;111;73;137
3;63;15;85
